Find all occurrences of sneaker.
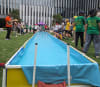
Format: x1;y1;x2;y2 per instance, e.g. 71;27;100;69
5;38;9;40
96;56;100;59
72;40;74;43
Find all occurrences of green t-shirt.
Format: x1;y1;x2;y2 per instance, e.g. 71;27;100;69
42;26;45;30
29;26;32;30
26;25;28;29
86;16;100;34
75;16;85;32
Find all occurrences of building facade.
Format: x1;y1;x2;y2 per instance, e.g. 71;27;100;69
0;0;100;26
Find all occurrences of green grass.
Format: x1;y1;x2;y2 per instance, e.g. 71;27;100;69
62;37;100;65
0;31;33;87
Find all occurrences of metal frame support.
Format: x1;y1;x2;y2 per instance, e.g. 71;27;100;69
32;43;38;87
67;44;71;87
2;68;6;87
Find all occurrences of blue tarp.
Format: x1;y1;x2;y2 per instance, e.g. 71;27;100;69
22;63;100;86
8;32;100;86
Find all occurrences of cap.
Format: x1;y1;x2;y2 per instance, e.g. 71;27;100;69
79;11;85;14
73;16;77;19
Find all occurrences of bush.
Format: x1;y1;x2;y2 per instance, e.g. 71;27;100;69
53;14;63;24
10;9;21;22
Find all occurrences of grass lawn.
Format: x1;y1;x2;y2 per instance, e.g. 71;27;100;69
0;31;100;87
62;37;100;65
0;31;33;87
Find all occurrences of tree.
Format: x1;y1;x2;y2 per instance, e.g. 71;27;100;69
53;14;63;24
10;9;21;21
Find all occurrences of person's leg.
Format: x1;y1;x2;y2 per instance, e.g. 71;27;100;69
69;30;73;37
64;30;66;37
21;28;23;34
68;31;71;37
6;27;11;39
17;28;20;33
62;30;65;38
72;30;75;42
6;27;9;39
14;30;17;37
20;28;21;35
33;29;34;34
54;31;57;37
83;34;92;53
15;27;18;37
80;32;84;50
56;32;59;38
93;35;100;57
65;30;68;37
65;30;68;38
30;29;31;32
26;29;27;33
75;32;80;48
8;27;11;39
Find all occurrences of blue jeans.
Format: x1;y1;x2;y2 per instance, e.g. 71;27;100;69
83;34;100;56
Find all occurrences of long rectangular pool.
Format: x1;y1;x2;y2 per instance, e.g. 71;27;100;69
6;32;100;87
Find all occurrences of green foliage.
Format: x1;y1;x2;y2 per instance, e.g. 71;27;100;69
10;9;20;21
53;14;63;24
63;38;100;65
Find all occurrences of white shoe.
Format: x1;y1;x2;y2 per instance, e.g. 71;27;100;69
72;40;74;43
5;38;9;40
96;56;100;59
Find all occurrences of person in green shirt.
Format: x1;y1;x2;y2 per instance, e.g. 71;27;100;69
41;25;45;31
25;23;28;33
74;11;85;50
29;25;32;32
83;9;100;58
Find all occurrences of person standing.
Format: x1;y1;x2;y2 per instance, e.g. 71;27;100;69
21;22;24;34
65;19;71;37
83;9;100;58
25;23;28;33
72;16;77;42
29;25;32;32
5;14;12;40
53;23;59;37
74;11;85;50
13;21;18;37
